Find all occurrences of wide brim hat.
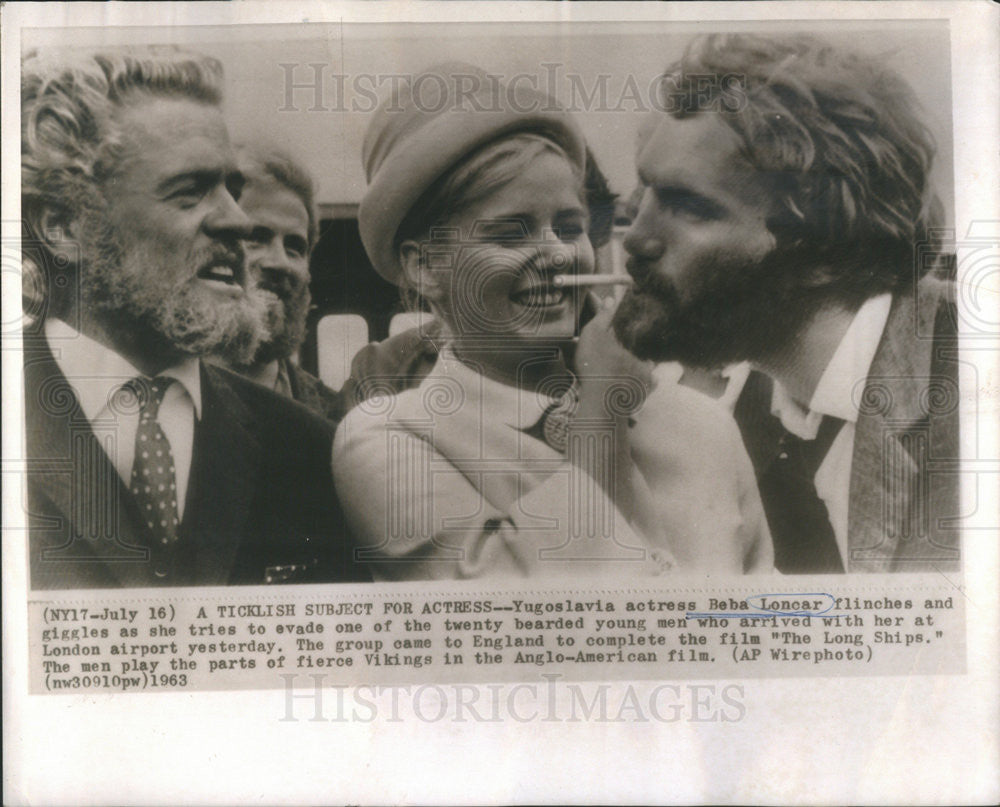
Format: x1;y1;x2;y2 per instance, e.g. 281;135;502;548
358;61;587;285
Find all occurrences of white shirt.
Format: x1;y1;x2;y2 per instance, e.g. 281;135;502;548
44;319;202;518
767;294;893;566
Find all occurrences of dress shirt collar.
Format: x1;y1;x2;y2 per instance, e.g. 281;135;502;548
44;318;202;420
435;345;562;430
274;359;292;398
770;293;892;440
718;361;752;412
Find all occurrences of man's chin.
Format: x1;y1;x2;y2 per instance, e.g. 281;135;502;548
611;293;675;362
611;290;747;368
155;287;270;366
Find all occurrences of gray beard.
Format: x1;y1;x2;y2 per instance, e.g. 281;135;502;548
80;215;269;367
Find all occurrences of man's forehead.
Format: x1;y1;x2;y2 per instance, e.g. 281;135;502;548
112;96;235;171
239;177;309;227
637;112;754;186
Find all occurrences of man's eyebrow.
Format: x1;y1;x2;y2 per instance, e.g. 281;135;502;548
477;203;586;223
655;183;707;199
155;168;225;194
637;168;695;196
554;204;587;217
648;178;725;208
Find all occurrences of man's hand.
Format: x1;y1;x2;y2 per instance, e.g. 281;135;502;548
574;302;654;419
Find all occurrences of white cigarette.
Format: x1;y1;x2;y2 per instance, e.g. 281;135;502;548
552;274;634;288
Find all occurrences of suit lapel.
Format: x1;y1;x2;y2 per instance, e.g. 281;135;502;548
181;365;261;585
24;339;151;588
848;280;954;572
284;359;315;409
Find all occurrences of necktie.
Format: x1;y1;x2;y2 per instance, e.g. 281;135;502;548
126;376;180;578
758;415;846;574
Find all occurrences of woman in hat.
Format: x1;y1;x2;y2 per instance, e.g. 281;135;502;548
333;63;771;580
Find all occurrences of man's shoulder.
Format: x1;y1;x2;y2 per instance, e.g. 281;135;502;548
284;360;343;421
342;323;441;412
203;363;335;440
286;360;327;393
876;272;956;372
920;271;956;326
351;322;439;378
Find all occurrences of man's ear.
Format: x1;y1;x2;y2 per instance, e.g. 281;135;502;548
25;203;85;268
399;239;444;305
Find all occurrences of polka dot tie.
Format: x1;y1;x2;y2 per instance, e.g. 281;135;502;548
126;377;180;576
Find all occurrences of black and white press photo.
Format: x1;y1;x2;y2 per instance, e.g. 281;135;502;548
3;3;997;806
18;20;961;588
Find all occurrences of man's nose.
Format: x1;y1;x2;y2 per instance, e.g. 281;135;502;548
255;239;295;273
204;187;253;240
623;193;665;262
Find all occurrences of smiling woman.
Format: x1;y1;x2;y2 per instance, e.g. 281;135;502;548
332;63;773;580
395;134;593;353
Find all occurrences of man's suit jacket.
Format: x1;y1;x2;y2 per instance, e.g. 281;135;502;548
25;338;370;588
735;274;961;573
282;358;344;422
340;321;441;414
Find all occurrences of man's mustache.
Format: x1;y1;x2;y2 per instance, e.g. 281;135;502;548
252;269;308;301
195;243;246;279
623;259;678;302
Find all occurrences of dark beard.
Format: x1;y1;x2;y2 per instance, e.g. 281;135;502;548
250;284;311;366
612;248;822;369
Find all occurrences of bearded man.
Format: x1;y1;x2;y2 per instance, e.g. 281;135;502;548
211;145;341;420
613;34;960;573
21;47;367;587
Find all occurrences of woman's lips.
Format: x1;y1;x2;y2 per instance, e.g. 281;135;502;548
510;285;569;307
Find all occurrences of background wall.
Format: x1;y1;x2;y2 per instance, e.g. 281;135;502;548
24;21;956;354
27;20;955;218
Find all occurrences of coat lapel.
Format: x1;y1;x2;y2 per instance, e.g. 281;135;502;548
24;340;151;588
180;365;262;585
285;359;319;411
848;278;960;572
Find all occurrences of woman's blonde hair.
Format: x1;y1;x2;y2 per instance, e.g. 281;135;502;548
394;131;584;313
